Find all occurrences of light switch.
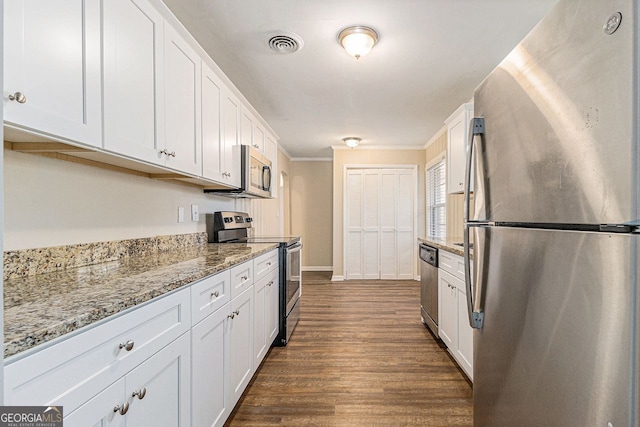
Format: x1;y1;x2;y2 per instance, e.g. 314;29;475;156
191;204;199;222
178;206;185;223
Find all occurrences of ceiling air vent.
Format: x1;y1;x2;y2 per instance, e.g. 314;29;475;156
267;31;304;54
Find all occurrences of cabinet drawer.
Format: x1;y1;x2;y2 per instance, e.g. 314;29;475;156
439;250;465;281
230;261;253;299
254;249;278;281
4;288;191;415
191;270;231;326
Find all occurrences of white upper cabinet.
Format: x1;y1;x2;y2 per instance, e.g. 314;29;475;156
103;0;165;165
4;0;102;147
241;110;253;147
201;61;224;182
221;88;241;188
445;103;474;194
253;123;265;153
163;24;201;175
241;107;266;153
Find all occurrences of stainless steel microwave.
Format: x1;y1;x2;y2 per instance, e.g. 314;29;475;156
204;145;272;198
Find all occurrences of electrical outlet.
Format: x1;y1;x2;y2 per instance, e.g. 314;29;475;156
178;206;185;223
191;204;199;222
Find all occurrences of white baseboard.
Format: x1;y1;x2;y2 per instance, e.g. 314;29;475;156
302;266;333;272
331;275;344;281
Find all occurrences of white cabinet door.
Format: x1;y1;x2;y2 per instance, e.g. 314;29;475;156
103;0;165;165
438;269;458;350
221;89;241;187
227;287;254;407
253;277;267;365
163;24;201;175
241;110;253;147
266;268;280;343
125;333;191;427
445;103;474;194
252;122;265;153
201;62;224;182
63;379;126;427
4;0;101;147
457;287;474;380
191;304;230;427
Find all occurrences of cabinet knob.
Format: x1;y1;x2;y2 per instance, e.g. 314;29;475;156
234;309;240;316
227;313;235;319
114;403;129;415
8;92;26;103
211;291;220;298
170;151;176;157
267;281;273;287
132;388;147;400
241;275;248;281
266;262;271;266
119;340;135;351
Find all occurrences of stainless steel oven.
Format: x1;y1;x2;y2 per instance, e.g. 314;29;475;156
206;211;302;346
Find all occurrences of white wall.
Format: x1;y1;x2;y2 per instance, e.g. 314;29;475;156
4;150;238;250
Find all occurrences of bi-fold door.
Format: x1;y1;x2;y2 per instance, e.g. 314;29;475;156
345;168;415;280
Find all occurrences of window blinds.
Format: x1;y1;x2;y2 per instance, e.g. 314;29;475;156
427;159;446;239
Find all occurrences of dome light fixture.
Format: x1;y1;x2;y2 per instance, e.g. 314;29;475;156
343;137;361;148
338;26;379;60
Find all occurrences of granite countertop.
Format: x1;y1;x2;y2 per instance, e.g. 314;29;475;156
4;242;278;359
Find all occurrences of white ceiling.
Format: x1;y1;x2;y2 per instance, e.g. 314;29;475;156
163;0;558;159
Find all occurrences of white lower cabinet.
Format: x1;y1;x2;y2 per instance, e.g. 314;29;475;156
254;267;279;366
227;286;255;405
191;302;230;427
438;250;474;380
64;332;191;427
266;267;280;344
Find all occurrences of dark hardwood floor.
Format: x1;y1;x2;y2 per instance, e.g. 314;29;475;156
225;272;473;426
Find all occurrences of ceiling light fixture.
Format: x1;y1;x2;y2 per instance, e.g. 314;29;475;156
338;26;378;59
343;137;361;148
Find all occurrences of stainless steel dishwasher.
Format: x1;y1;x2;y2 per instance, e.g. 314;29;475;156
419;243;439;337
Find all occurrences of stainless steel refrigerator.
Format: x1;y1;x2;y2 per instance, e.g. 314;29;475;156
464;0;639;425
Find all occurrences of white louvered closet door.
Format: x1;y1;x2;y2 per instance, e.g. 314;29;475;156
345;168;415;280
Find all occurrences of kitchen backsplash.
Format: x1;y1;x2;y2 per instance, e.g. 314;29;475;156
3;232;208;281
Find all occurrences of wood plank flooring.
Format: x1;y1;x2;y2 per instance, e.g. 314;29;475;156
225;272;473;426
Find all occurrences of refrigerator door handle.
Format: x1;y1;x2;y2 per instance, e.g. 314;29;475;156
464;117;485;222
464;224;484;329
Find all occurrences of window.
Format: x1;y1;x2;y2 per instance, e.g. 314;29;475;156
426;156;446;239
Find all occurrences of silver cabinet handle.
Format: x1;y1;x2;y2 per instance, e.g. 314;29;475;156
8;92;26;103
267;281;274;287
132;388;147;400
114;403;129;415
266;262;271;266
159;149;176;157
234;309;240;316
119;340;134;351
227;313;235;319
241;275;248;281
211;291;220;298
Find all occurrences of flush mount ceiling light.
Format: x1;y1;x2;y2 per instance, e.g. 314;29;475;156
343;137;361;148
338;26;379;59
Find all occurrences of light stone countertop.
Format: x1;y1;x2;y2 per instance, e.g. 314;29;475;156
4;243;278;359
